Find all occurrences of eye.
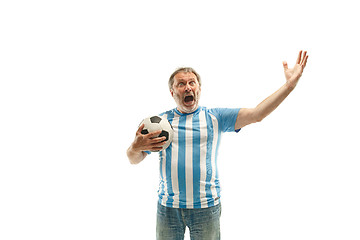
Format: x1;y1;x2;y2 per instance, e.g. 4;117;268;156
189;81;196;86
178;82;185;87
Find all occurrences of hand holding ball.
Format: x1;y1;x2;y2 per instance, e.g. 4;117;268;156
139;116;174;152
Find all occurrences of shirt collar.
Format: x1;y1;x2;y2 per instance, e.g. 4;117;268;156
174;106;201;116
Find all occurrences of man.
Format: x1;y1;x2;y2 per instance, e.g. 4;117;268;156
127;51;308;240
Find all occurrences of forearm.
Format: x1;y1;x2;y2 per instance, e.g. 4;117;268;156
236;51;307;128
127;145;147;165
254;82;295;121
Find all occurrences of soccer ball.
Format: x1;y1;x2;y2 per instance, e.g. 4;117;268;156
139;115;174;152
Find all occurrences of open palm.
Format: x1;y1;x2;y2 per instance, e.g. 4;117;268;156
283;51;308;88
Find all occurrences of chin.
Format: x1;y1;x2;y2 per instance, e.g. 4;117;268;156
180;104;198;113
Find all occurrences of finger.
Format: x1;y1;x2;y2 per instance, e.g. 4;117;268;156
137;124;145;134
151;147;165;151
147;130;163;138
149;140;167;151
151;136;167;143
300;51;307;65
296;50;302;64
302;55;309;68
283;61;288;71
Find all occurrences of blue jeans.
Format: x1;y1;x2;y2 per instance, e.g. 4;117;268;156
156;202;221;240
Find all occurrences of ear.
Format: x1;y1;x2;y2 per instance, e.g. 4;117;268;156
170;89;174;97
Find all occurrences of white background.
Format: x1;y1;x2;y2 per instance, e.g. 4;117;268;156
1;0;359;239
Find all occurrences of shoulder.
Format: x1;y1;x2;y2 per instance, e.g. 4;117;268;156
205;107;241;132
159;108;176;117
206;107;240;118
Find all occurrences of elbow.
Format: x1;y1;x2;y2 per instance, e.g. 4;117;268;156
247;108;265;124
236;108;266;128
254;112;266;123
255;116;265;123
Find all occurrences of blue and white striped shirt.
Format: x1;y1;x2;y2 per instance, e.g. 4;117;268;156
149;106;240;209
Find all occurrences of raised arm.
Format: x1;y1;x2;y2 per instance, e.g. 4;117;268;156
235;50;308;129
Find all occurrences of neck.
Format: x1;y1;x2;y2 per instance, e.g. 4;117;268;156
176;106;198;114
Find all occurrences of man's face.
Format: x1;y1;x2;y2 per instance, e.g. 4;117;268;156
171;72;201;114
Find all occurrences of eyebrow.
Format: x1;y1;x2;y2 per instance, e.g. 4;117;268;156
177;78;196;81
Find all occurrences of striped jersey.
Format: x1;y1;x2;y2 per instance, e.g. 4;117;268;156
147;106;240;209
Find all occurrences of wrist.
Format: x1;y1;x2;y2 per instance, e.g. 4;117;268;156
127;144;145;165
129;143;141;154
285;80;297;90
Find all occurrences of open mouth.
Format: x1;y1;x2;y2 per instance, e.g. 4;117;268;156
184;95;194;104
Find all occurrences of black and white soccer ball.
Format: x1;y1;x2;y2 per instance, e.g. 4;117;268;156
139;115;174;152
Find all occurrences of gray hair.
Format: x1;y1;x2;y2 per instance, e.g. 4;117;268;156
168;67;201;91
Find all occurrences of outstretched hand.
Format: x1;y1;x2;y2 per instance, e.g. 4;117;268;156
283;50;309;88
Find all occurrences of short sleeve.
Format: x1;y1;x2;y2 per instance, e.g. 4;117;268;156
208;108;241;132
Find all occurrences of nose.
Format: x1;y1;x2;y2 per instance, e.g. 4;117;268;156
185;83;192;92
